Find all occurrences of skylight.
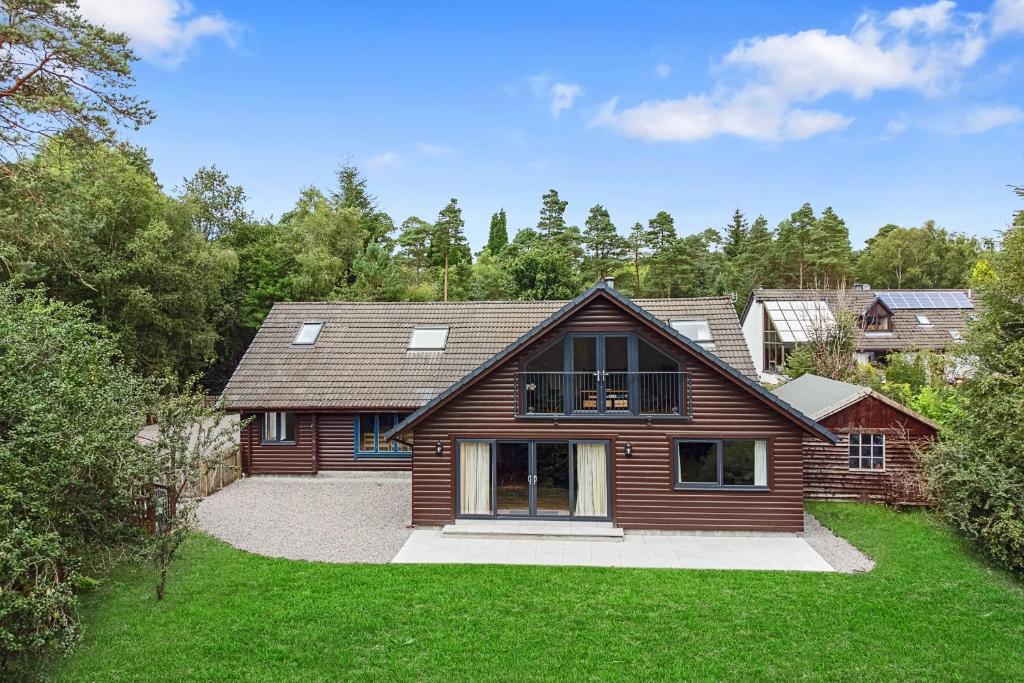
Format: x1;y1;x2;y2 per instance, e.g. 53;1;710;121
671;319;713;345
409;327;449;351
292;321;324;346
763;301;834;343
916;315;931;325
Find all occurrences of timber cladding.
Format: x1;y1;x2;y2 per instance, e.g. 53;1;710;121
409;297;811;532
803;394;936;503
240;412;413;475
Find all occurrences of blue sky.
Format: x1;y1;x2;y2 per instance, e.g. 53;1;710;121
78;0;1024;250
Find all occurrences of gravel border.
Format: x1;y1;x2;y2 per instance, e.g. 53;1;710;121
803;511;875;573
197;474;412;563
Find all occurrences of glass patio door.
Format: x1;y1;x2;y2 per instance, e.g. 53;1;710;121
460;441;608;519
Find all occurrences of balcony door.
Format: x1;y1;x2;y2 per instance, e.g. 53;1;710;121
570;334;632;414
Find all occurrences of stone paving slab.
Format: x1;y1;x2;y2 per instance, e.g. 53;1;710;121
392;528;835;571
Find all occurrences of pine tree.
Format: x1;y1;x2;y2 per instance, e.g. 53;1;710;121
334;161;394;247
775;202;816;288
486;209;508;254
627;221;649;295
809;206;852;288
581;204;626;282
646;211;677;297
430;198;471;302
538;189;568;239
645;211;676;253
395;216;433;286
352;242;406;301
723;208;748;259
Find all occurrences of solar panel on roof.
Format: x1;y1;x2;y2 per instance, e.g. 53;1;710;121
877;291;973;310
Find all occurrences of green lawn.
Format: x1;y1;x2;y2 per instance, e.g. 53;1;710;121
50;504;1023;682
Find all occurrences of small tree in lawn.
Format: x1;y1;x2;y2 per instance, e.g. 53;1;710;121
144;381;241;600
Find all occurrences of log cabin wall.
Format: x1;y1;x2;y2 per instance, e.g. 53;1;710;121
410;297;814;532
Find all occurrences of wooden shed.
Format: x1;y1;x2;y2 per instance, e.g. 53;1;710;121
772;374;938;504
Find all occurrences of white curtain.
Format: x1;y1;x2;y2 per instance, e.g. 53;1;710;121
459;442;491;515
754;440;768;487
574;443;608;517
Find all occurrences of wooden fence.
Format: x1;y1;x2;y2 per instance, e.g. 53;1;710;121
198;447;242;497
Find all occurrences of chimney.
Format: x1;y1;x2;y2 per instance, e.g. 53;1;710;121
603;276;615;289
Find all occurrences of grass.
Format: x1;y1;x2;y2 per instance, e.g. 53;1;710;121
49;503;1023;682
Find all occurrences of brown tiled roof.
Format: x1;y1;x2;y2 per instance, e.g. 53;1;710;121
746;288;975;352
224;296;756;409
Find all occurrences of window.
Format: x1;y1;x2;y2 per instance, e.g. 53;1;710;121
408;327;448;350
292;321;324;345
763;308;788;373
675;439;768;489
263;412;295;443
863;313;890;332
849;433;884;470
915;314;931;325
355;413;411;456
671;319;714;348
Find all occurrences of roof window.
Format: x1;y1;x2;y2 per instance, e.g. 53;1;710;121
409;327;449;351
292;321;324;346
915;315;931;326
671;319;714;348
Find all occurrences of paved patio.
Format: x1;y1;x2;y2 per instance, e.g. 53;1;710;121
393;527;835;571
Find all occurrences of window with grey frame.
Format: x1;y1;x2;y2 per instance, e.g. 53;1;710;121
263;412;295;443
675;438;769;489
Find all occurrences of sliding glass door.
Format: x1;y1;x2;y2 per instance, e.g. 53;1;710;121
458;441;609;520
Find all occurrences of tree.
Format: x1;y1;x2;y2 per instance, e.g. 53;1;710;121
581;204;626;282
333;161;394;247
487;208;508;254
645;211;677;297
430;198;470;302
395;216;434;288
925;201;1024;572
0;0;155;162
468;247;508;300
775;203;816;288
855;221;981;289
0;286;153;673
352;242;406;301
144;382;239;601
537;188;581;255
177;165;252;241
781;299;858;381
809;206;852;288
278;187;366;300
723;209;748;259
0;138;237;378
730;215;776;307
627;221;649;295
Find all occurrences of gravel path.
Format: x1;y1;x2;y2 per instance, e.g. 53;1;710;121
197;474;412;563
803;511;875;573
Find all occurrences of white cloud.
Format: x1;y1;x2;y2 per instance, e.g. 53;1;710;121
77;0;237;66
528;73;584;118
886;0;956;33
959;104;1023;132
593;1;1000;143
416;142;453;157
654;63;671;78
367;152;401;173
882;117;910;139
992;0;1024;34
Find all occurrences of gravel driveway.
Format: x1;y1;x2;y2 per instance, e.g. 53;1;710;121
198;474;412;563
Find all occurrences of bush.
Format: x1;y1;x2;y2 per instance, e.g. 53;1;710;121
924;216;1024;573
0;286;154;675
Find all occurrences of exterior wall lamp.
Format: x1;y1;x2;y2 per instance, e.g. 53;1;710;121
624;442;633;458
435;441;444;456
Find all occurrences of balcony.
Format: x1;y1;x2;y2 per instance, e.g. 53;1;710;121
516;371;691;418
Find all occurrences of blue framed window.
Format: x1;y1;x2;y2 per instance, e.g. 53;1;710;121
355;413;411;457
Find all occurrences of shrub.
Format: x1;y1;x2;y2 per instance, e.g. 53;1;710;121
0;286;153;675
924;215;1024;573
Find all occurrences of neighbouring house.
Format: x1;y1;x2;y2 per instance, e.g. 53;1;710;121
739;285;976;383
225;280;837;533
772;374;938;505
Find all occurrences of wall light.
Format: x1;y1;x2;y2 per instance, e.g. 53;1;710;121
435;441;444;456
624;442;633;458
